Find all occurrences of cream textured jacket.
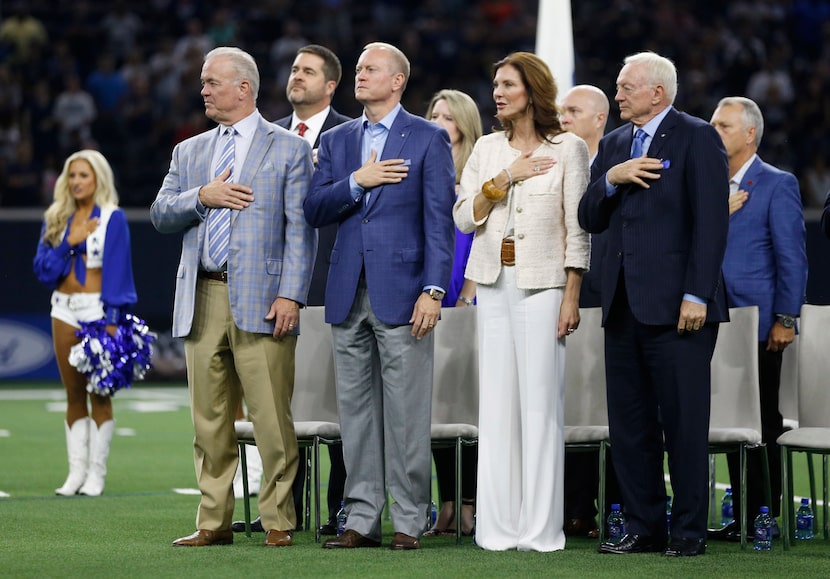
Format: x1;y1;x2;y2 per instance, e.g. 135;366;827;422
453;130;590;289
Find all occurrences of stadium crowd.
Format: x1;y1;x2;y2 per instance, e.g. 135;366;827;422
1;0;829;209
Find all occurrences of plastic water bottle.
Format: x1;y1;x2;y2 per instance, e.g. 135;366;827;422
607;503;626;544
753;506;773;551
795;498;814;540
721;488;734;527
428;500;438;528
666;495;672;538
335;500;347;536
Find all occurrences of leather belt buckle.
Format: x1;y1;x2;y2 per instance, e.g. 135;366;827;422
199;270;228;282
501;237;515;266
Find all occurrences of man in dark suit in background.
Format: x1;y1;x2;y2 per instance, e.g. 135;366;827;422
708;96;807;542
276;43;350;537
822;191;830;238
578;51;729;557
304;42;455;551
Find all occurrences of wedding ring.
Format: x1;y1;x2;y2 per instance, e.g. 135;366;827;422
567;328;575;333
288;324;295;328
534;166;539;172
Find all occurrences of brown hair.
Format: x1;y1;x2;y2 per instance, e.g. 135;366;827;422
493;52;564;143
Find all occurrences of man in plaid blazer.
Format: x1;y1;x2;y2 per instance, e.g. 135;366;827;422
151;47;316;548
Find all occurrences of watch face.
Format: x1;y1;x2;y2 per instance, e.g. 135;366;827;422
779;316;795;328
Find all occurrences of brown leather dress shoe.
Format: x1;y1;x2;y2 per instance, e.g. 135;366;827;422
322;529;381;549
390;532;420;550
564;518;600;537
264;530;293;547
172;529;233;547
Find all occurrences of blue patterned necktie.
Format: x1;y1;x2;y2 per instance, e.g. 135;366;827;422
630;128;647;158
207;127;235;266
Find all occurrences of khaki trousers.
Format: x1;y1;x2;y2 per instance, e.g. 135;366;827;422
184;277;298;531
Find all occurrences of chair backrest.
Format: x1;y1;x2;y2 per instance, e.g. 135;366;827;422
779;333;799;428
709;306;761;432
291;306;338;423
431;306;479;427
564;307;608;427
796;304;830;428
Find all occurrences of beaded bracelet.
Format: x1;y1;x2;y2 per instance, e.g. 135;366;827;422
458;296;474;306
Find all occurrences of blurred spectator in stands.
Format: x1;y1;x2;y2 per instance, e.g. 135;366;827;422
2;139;42;207
270;19;309;90
803;153;830;209
0;2;48;67
101;1;143;61
52;75;96;156
147;36;180;110
207;8;238;46
85;54;128;115
173;18;214;63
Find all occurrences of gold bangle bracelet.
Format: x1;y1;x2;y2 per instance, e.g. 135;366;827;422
481;179;506;202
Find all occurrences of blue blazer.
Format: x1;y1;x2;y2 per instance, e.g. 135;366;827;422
578;107;730;326
722;156;807;341
150;115;316;337
303;107;456;325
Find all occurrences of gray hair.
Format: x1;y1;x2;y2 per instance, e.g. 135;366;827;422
363;42;410;91
205;46;260;100
716;96;765;148
624;51;677;105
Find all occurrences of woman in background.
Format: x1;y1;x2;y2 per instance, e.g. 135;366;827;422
34;149;136;496
424;89;482;537
453;53;589;551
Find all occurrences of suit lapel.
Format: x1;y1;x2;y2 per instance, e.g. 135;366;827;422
232;118;273;225
366;110;411;212
646;108;678;160
741;156;763;191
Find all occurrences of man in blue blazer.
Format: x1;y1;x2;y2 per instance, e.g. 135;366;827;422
304;42;455;550
709;96;807;541
151;47;316;548
578;52;729;557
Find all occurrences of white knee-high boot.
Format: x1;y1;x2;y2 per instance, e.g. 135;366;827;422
233;445;263;499
55;417;90;496
79;420;115;496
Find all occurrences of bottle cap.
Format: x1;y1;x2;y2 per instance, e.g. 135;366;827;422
726;488;732;493
801;498;810;505
611;503;620;510
760;506;769;513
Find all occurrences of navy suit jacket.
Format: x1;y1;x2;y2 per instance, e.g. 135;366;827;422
722;156;807;341
276;108;352;306
303;107;456;325
578;107;730;326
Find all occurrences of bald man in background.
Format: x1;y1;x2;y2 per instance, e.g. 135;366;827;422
559;85;620;538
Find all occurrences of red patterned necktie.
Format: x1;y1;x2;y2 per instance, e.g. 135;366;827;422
297;122;308;137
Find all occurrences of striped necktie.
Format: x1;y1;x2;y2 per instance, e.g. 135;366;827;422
630;128;647;158
207;127;235;266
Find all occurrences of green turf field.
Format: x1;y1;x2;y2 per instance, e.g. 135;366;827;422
1;383;827;578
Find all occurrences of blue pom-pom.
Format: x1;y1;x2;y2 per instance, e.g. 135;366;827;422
69;315;158;397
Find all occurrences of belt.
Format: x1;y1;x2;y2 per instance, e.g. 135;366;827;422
199;270;228;282
501;237;515;266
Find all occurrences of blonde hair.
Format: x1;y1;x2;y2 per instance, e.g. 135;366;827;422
426;89;483;183
42;150;119;246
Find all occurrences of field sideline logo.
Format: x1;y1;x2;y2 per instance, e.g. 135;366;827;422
0;319;54;378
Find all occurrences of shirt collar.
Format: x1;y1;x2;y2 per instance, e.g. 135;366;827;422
219;109;260;139
361;103;402;132
635;105;672;140
291;106;330;134
732;153;757;186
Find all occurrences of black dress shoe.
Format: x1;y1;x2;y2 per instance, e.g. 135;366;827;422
598;533;666;554
231;516;264;533
319;520;337;536
664;537;706;557
707;520;780;543
564;518;600;537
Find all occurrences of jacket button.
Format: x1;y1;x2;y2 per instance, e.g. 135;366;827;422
517;233;525;240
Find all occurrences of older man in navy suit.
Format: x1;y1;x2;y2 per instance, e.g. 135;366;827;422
151;47;316;548
708;96;807;542
578;52;729;557
304;42;455;551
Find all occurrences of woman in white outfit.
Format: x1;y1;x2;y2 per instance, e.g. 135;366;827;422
453;52;589;552
34;150;137;497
